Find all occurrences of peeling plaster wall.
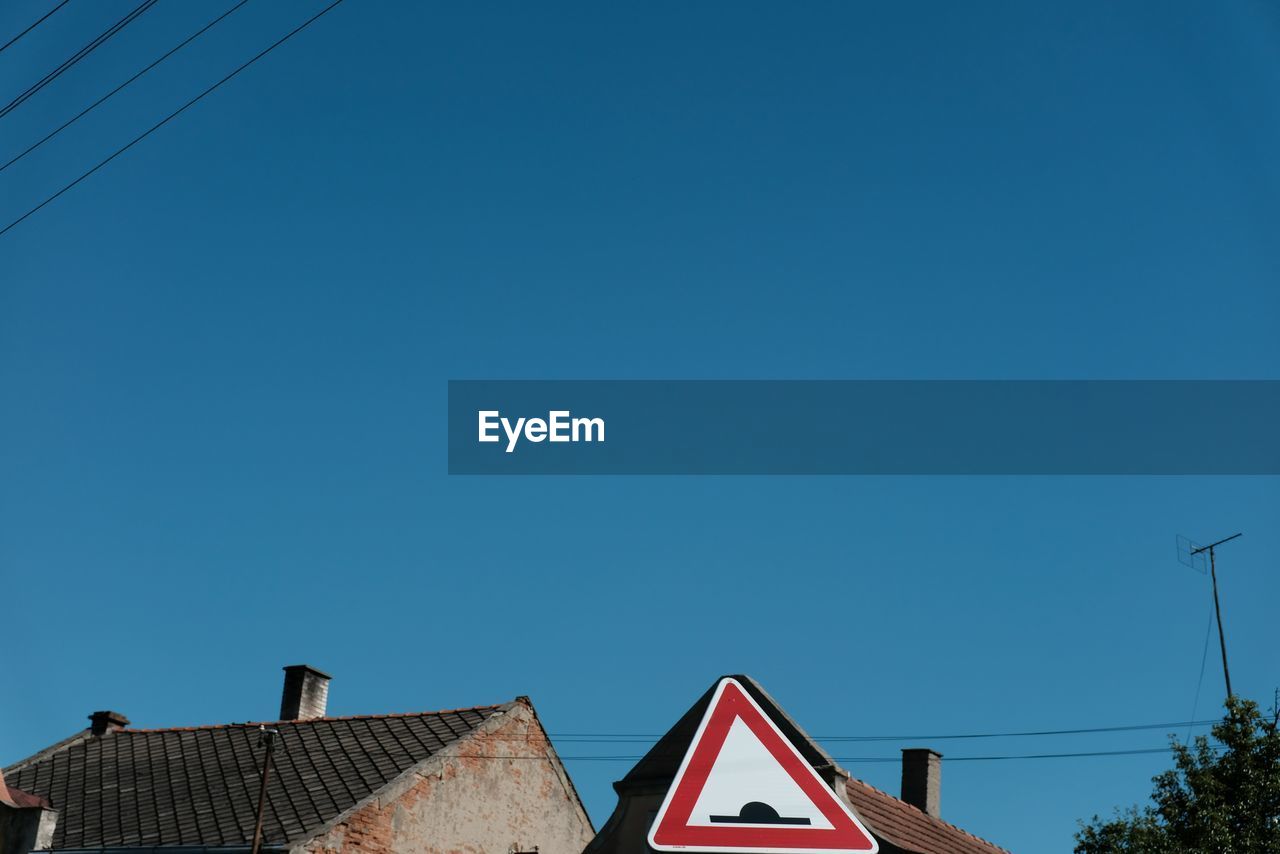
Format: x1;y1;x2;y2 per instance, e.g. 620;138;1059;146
0;805;57;854
301;703;593;854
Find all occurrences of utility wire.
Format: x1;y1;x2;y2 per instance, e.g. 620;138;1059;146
1;0;253;174
820;719;1217;743
448;745;1222;763
0;0;71;55
544;719;1219;743
891;747;1186;763
0;0;160;121
1186;596;1217;746
0;0;346;239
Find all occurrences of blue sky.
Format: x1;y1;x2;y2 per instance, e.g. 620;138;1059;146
1;2;1278;852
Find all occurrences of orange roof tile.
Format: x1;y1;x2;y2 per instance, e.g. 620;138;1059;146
847;777;1009;854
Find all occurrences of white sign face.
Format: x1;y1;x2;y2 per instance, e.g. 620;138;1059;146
648;678;879;854
688;717;835;829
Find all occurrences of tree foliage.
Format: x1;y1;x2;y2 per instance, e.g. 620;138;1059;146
1075;696;1280;853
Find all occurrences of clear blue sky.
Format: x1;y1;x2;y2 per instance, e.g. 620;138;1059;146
2;2;1277;852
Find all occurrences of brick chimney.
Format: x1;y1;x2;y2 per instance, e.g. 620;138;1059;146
901;748;942;818
88;711;130;736
279;665;331;720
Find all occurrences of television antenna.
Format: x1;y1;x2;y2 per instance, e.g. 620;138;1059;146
251;726;280;854
1177;533;1242;699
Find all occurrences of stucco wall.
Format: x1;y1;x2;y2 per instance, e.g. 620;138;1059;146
300;701;593;854
0;805;57;854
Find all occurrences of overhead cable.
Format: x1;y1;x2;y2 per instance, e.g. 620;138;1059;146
0;0;72;55
1;0;253;174
0;0;346;238
0;0;160;121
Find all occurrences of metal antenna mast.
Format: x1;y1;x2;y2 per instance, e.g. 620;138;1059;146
1181;533;1242;700
251;726;279;854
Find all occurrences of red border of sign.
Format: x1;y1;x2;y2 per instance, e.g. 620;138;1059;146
648;678;878;853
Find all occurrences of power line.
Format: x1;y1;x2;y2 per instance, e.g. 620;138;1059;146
820;719;1218;743
1186;596;1216;746
0;0;71;55
445;745;1219;763
901;747;1184;763
0;0;160;121
0;0;347;239
1;0;253;174
544;719;1219;743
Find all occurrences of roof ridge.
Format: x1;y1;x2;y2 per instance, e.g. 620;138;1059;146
846;776;1012;853
119;703;509;734
2;729;94;774
4;699;529;851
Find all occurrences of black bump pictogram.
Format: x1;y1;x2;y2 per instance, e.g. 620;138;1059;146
709;801;812;826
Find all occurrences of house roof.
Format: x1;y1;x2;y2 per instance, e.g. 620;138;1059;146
593;675;1008;854
846;777;1009;854
617;675;838;789
0;768;51;809
3;705;506;851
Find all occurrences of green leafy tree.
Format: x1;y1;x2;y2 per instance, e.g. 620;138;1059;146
1075;696;1280;853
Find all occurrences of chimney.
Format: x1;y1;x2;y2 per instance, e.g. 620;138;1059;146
901;748;942;818
279;665;331;720
88;711;130;736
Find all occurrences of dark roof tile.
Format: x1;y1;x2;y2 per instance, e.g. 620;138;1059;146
4;706;505;850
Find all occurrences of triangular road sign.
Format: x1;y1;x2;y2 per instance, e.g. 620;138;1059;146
648;678;878;853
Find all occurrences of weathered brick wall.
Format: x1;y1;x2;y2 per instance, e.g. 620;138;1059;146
300;701;593;854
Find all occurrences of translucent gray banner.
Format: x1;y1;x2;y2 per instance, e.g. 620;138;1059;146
447;381;1279;474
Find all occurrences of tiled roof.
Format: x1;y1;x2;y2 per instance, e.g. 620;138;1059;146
3;705;505;851
589;675;1010;854
846;777;1009;854
617;677;835;789
0;771;51;809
